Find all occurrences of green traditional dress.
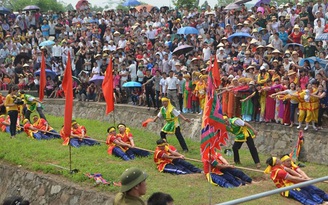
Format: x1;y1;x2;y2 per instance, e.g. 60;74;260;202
22;94;42;112
226;117;255;142
160;106;180;134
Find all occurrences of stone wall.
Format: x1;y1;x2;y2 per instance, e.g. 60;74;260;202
0;163;113;205
43;99;328;165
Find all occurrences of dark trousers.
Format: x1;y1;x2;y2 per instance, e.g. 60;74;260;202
160;126;188;151
209;173;235;188
8;110;18;137
289;189;318;205
25;107;47;122
145;89;156;108
178;93;183;112
290;103;298;123
155;90;161;109
221;168;252;184
318;107;328;126
232;136;260;164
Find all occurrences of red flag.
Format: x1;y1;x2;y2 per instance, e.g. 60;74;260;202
62;52;73;141
102;58;114;114
212;56;221;88
39;51;46;101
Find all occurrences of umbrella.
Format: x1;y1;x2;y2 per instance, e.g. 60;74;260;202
235;0;252;4
315;33;328;41
75;0;89;10
72;76;81;84
160;6;169;12
227;32;253;42
34;69;57;79
245;0;259;9
122;81;142;88
284;43;304;52
299;57;328;68
14;52;31;66
122;0;141;7
177;26;199;35
23;5;40;11
172;45;194;56
135;5;153;12
255;0;271;7
224;3;241;10
89;75;104;86
39;40;55;47
0;6;11;14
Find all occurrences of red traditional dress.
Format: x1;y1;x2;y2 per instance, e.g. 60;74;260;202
153;145;175;172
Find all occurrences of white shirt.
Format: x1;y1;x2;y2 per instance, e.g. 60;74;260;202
160;78;167;94
92;66;100;76
203;47;211;62
52;45;62;57
166;76;179;90
146;30;156;39
129;64;137;79
157;107;181;119
314;26;324;38
232;118;245;126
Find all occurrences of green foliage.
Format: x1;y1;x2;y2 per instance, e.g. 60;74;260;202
8;0;65;12
65;3;75;11
200;0;208;9
0;115;327;205
172;0;198;10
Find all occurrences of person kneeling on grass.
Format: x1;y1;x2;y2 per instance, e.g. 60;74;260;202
265;157;327;205
153;139;202;175
60;120;100;147
116;123;150;158
23;119;49;140
32;115;60;139
106;126;135;161
203;150;253;188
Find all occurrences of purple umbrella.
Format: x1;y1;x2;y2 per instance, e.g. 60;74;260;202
89;75;104;86
172;45;194;56
23;5;40;11
255;0;271;7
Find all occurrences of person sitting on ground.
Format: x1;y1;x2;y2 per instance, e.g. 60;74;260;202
265;157;327;205
147;192;174;205
23;119;49;140
32;115;60;139
114;167;148;205
153;139;202;175
106;126;135;161
280;154;328;201
61;120;100;147
20;91;47;121
0;114;9;132
116;123;150;158
203;150;253;188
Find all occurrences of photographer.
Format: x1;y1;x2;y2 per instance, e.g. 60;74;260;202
86;82;96;101
4;85;20;138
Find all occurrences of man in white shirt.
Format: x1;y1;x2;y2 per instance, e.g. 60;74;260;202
165;70;180;110
159;72;167;96
202;42;211;62
146;25;156;45
314;19;324;39
128;61;137;82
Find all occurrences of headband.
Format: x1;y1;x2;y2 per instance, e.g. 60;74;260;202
108;127;116;133
264;157;277;174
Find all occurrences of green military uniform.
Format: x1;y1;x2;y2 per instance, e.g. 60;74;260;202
114;193;145;205
304;45;317;58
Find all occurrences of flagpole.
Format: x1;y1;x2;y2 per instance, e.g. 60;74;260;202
69;139;72;173
208;143;212;205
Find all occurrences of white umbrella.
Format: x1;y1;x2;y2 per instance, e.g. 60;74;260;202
224;3;241;10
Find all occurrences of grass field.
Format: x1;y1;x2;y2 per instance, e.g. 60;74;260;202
0;115;327;205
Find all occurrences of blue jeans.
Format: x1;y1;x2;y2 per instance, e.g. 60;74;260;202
172;159;202;173
70;138;100;148
126;148;150;159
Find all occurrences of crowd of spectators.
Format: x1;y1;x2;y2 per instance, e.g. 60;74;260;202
1;0;328;130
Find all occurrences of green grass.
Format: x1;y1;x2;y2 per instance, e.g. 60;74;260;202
0;115;327;205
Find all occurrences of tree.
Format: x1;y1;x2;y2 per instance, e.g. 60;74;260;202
65;3;74;11
200;0;208;9
172;0;198;10
8;0;65;12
